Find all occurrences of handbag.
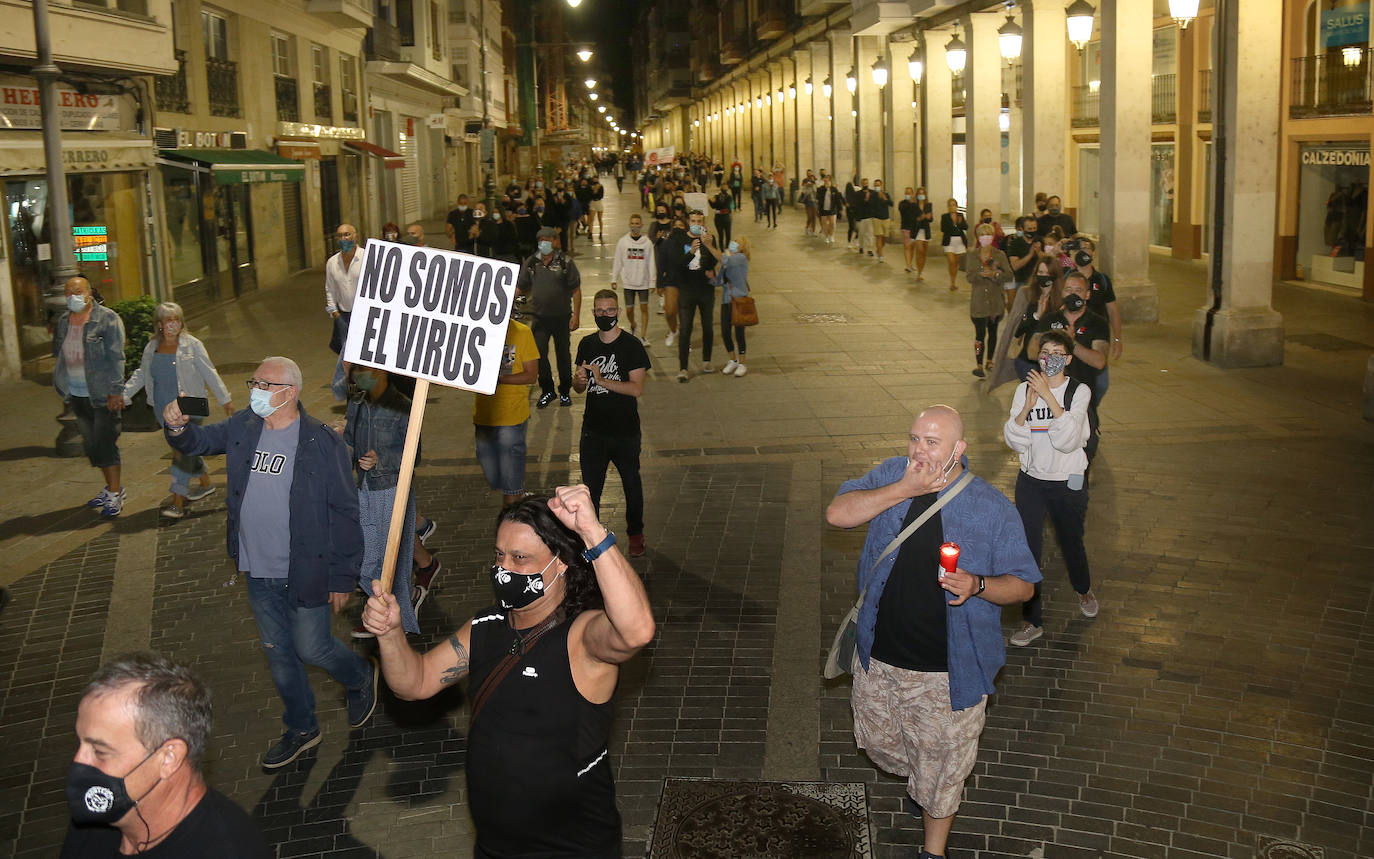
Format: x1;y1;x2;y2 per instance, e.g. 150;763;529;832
731;295;759;327
823;471;974;680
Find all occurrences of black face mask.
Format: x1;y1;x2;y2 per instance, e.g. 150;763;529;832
1035;274;1056;290
594;315;618;332
1074;250;1093;268
1062;293;1086;312
65;745;165;826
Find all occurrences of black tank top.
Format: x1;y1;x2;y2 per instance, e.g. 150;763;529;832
466;607;621;858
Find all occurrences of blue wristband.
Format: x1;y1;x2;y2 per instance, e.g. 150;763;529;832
582;530;616;562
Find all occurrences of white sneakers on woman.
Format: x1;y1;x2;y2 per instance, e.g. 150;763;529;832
719;360;748;377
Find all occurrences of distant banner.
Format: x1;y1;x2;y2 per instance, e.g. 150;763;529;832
644;146;676;166
343;240;517;395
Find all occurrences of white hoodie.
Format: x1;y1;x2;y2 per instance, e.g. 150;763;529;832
611;232;657;290
1003;377;1092;480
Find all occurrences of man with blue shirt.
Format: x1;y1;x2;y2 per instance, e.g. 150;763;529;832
162;356;377;770
826;405;1039;859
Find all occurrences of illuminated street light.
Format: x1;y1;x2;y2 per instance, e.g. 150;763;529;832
589;92;598;101
598;105;606;113
822;76;832;98
576;48;593;62
584;77;597;89
871;57;888;88
845;67;857;94
566;0;581;7
1168;0;1199;29
1066;0;1095;53
998;109;1011;131
788;85;796;98
804;77;813;95
945;32;967;73
1343;45;1364;68
998;15;1022;62
908;48;923;83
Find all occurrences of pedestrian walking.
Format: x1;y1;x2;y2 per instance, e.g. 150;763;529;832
671;211;719;381
589;179;606;241
1029;272;1110;463
657;213;688;348
762;175;782;228
1003;328;1097;647
717;237;752;377
473;319;539;507
516;227;582;409
870;181;893;262
844;176;862;247
800;178;818;236
966;224;1011;378
817;177;842;244
991;255;1063;386
711;185;734;248
574;290;651;557
162;357;378;769
939;200;969;291
728;163;744;209
610;214;657;344
1005;215;1041;312
54;276;126;518
325;224;363;353
121;302;232;520
361;487;654;858
614;157;625;192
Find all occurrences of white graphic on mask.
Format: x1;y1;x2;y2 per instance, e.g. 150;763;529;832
525;577;544;594
494;569;511;585
84;786;114;813
522;666;539;678
587;355;620;394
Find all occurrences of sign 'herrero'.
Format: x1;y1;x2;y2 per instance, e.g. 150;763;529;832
343;240;517;395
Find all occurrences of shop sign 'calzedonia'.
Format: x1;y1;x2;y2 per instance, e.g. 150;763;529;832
343;240;516;395
1301;148;1371;167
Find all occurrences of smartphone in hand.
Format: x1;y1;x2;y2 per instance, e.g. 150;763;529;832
176;396;210;418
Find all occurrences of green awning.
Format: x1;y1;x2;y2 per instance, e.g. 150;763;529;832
158;149;304;185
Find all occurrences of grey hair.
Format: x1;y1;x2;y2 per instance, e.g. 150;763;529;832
83;652;212;769
154;302;184;325
260;356;303;389
1063;270;1090;289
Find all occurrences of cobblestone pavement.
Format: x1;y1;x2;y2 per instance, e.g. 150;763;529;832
2;184;1373;858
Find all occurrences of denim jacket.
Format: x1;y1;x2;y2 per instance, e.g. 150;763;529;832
166;403;362;607
834;455;1042;710
52;304;125;400
343;384;414;491
122;332;232;409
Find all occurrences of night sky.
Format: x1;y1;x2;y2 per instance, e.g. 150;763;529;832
565;0;637;128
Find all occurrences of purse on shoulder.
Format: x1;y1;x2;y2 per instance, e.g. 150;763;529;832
731;295;759;327
823;471;973;680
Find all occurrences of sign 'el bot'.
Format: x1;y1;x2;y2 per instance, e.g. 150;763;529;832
344;239;518;592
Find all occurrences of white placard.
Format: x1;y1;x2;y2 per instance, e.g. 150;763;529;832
343;240;517;395
684;192;710;214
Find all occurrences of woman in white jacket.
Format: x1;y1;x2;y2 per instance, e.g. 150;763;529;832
1002;329;1096;647
123;302;233;519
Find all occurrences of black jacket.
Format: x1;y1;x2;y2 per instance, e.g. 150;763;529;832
940;212;969;248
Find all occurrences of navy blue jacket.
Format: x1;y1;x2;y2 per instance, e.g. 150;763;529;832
167;404;362;607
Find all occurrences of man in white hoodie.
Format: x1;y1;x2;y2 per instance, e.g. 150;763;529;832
610;214;657;345
1002;329;1097;647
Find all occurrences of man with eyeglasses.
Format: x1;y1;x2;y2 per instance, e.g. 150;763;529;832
325;224;363;354
162;356;378;770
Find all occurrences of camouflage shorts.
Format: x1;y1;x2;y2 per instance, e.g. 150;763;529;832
850;657;987;818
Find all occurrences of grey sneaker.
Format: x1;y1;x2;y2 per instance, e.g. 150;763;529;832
1010;624;1043;647
701;363;714;374
1080;591;1099;618
185;484;216;502
99;489;126;519
159;504;185;520
262;729;321;769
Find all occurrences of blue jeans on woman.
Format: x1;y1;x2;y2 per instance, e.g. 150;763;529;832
246;575;372;735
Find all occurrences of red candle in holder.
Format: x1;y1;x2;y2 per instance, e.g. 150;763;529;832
939;542;960;580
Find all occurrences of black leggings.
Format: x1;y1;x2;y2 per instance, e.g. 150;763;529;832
1016;471;1091;627
720;302;746;354
677;287;715;370
765;199;780;226
971;315;1001;365
714;214;732;248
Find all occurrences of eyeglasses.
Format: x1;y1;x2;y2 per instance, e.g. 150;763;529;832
245;379;293;391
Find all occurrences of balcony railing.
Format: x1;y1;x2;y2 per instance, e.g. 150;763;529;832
275;75;299;123
155;48;189;113
314;82;332;122
206;57;241;117
1152;73;1176;123
366;20;403;62
1198;68;1212;122
1291;50;1373;117
1071;84;1099;127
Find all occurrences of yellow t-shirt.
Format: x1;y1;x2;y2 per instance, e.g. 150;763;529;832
473;320;538;427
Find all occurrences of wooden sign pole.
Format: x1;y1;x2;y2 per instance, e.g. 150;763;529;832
378;378;430;595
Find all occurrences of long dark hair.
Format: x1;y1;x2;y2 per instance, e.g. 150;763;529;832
496;497;603;619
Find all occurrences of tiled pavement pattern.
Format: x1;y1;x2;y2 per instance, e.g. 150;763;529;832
2;184;1374;858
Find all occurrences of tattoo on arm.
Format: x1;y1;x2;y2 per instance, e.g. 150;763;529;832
440;634;470;686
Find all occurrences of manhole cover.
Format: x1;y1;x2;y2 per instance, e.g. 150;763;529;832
1258;836;1324;858
795;313;850;324
650;779;869;858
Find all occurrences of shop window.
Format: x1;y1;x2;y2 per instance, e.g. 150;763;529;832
1296;144;1369;292
160;164;205;290
1150;144;1174;247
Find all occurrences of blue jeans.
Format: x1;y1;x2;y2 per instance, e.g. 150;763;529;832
1095;367;1110;405
475;421;528;495
246;575;371;734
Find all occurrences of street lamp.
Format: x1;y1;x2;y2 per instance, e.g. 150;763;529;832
566;0;582;7
822;75;832;98
1343;45;1364;68
588;91;598;101
998;109;1011;131
845;67;857;94
871;56;888;88
908;47;923;83
788;84;796;98
945;32;967;74
1168;0;1199;29
598;105;606;113
576;48;593;62
1066;0;1095;53
804;76;813;95
584;77;596;89
998;15;1023;62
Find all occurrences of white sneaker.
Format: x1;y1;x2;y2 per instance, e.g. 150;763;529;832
665;332;676;347
1010;624;1043;647
721;360;738;375
701;363;714;374
733;363;747;377
641;336;651;346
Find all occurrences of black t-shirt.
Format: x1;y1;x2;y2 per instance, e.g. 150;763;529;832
871;493;948;672
1085;269;1117;317
1037;309;1110;388
446;208;476;251
60;788;272;859
1006;235;1036;282
1036;212;1077;238
576;330;651;437
869;192;893;220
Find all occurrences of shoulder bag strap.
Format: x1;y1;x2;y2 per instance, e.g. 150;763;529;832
856;470;974;605
469;611;563;725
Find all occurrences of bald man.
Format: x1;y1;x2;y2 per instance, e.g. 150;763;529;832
54;276;127;517
325;223;363;354
826;405;1040;859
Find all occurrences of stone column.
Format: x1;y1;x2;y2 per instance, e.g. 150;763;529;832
772;64;786;174
891;39;916;194
810;41;833;177
964;12;1002;221
1007;62;1023;216
855;36;884;184
923;30;954;211
1022;0;1067;209
1191;0;1284;367
830;30;856;182
795;52;815;176
1101;0;1159;322
1171;24;1199;259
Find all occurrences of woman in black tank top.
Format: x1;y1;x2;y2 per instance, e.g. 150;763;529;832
360;487;656;859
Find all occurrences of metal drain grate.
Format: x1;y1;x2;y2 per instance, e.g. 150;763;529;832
794;313;850;324
1258;836;1325;858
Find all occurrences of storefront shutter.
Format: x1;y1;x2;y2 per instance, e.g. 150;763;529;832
398;125;420;224
282;180;306;271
